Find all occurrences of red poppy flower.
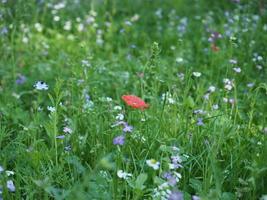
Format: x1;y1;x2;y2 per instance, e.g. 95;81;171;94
122;95;149;110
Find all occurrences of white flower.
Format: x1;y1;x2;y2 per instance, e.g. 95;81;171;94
6;170;14;176
146;159;160;170
114;106;122;110
81;60;91;67
7;180;15;192
106;97;112;102
0;165;4;173
176;57;183;63
247;83;254;88
192;72;201;77
116;113;124;121
117;170;132;179
77;23;84;32
47;106;56;112
34;23;43;32
22;37;29;43
212;104;219;110
53;16;60;22
64;21;72;31
225;84;233;91
223;97;228;103
63;127;72;134
233;67;241;73
34;81;48;90
208;86;216;93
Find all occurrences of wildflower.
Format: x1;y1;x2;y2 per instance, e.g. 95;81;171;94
6;171;14;176
53;16;60;21
64;145;72;152
81;60;91;67
171;155;182;163
6;180;15;192
34;23;43;32
117;170;132;179
115;113;124;121
192;72;201;77
63;21;72;31
114;106;122;110
233;67;241;73
34;81;48;90
192;195;201;200
122;95;149;110
196;118;204;126
47;106;56;112
63;127;73;134
16;75;26;85
146;159;160;170
168;190;183;200
177;73;185;80
229;98;235;104
207;86;216;93
193;109;206;115
0;166;3;173
169;163;182;170
247;83;254;88
56;135;65;139
212;104;219;110
223;78;234;91
229;59;237;64
113;135;125;146
123;124;133;133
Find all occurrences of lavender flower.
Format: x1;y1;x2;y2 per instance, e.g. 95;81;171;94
113;135;125;146
123;124;133;133
16;75;26;85
6;180;15;192
56;135;65;139
168;191;183;200
196;118;204;126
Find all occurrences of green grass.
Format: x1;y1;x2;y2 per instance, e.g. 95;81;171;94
0;0;267;199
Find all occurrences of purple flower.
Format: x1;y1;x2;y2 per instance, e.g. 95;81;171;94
168;191;183;200
162;172;172;179
168;177;177;186
56;135;65;139
113;135;125;146
196;118;204;126
192;195;201;200
6;180;15;192
123;124;133;133
16;75;26;85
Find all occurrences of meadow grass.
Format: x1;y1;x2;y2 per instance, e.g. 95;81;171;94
0;0;267;199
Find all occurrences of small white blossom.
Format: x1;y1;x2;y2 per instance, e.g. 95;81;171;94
192;72;201;77
34;81;48;90
47;106;56;112
34;23;43;32
208;86;216;93
114;106;122;110
146;159;160;170
116;113;124;121
63;21;72;31
233;67;241;73
53;16;60;21
6;170;14;176
212;104;219;110
117;170;132;179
